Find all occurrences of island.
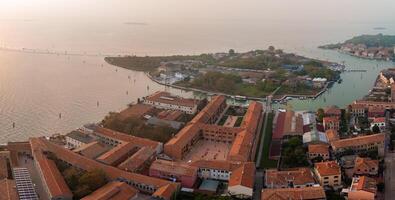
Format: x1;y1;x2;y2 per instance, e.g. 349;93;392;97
319;34;395;61
105;47;343;101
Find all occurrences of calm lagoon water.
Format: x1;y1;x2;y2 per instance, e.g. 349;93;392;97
0;20;394;142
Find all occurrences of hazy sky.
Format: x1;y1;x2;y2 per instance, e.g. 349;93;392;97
0;0;394;24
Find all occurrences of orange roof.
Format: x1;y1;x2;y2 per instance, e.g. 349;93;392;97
240;101;263;133
354;157;378;174
191;95;226;124
150;159;198;177
325;129;339;142
228;162;255;188
0;156;8;179
96;142;139;166
152;184;178;200
324;106;341;116
265;168;315;187
0;179;18;200
261;187;326;200
350;103;367;110
308;144;329;155
164;123;201;149
118;104;155;121
81;181;138;200
94;127;160;149
350;176;377;194
228;130;254;162
30;138;73;198
30;138;179;193
331;133;385;150
73;141;108;159
314;161;341;177
282;110;304;136
117;147;156;172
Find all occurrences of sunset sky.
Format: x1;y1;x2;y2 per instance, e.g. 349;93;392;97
0;0;393;24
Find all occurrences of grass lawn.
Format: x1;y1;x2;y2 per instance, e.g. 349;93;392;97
258;113;278;169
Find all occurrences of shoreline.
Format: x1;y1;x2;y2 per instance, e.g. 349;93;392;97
320;48;395;62
146;71;331;103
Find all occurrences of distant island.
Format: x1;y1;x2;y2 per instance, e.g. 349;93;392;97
105;47;343;100
319;34;395;61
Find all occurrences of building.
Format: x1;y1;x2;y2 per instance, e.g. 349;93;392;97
261;186;326;200
314;161;341;188
349;103;366;117
368;106;386;119
81;181;139;200
303;127;328;145
323;117;340;131
325;129;339;143
72;141;109;159
190;160;241;181
324;106;341;117
143;91;199;114
118;147;156;173
30;137;180;199
370;117;386;131
264;168;316;188
353;157;379;176
308;144;330;160
312;78;327;88
331;133;385;157
348;176;377;200
228;162;255;199
149;159;198;188
0;179;19;200
65;130;95;149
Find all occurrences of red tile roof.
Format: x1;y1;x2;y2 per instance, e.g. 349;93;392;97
191;95;226;124
150;159;198;177
96;142;139;166
95;127;160;149
117;147;156;172
308;144;329;155
331;133;385;150
145;91;198;108
30;138;73;199
81;181;138;200
265;168;316;187
261;187;326;200
118;104;155;121
229;162;255;188
314;161;341;177
0;179;18;200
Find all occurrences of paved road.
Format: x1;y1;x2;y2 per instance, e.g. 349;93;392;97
385;152;395;199
253;95;272;200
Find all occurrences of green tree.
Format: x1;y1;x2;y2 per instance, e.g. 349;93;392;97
317;108;325;122
372;124;381;133
79;169;107;192
228;49;235;56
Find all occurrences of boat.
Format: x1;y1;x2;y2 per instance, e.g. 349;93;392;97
234;95;247;101
337;78;342;84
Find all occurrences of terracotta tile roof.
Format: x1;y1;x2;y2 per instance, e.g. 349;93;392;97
0;156;8;179
324;106;341;116
368;106;385;113
228;130;253;162
94;127;161;149
314;161;341;177
96;142;139;166
228;162;255;188
191;95;226;124
272;112;286;140
350;103;366;110
73;141;109;159
150;159;198;177
261;186;326;200
30;138;73;198
240;101;263;133
164;123;201;149
354;157;378;174
118;104;155;121
331;133;385;150
372;117;385;123
350;176;377;194
308;144;329;155
31;138;179;193
81;181;138;200
0;179;18;200
117;147;156;172
145;91;198;108
325;129;339;142
152;184;177;200
283;111;304;136
265;168;316;187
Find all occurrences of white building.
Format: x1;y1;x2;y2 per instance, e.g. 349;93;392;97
65;130;95;149
143;91;199;114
